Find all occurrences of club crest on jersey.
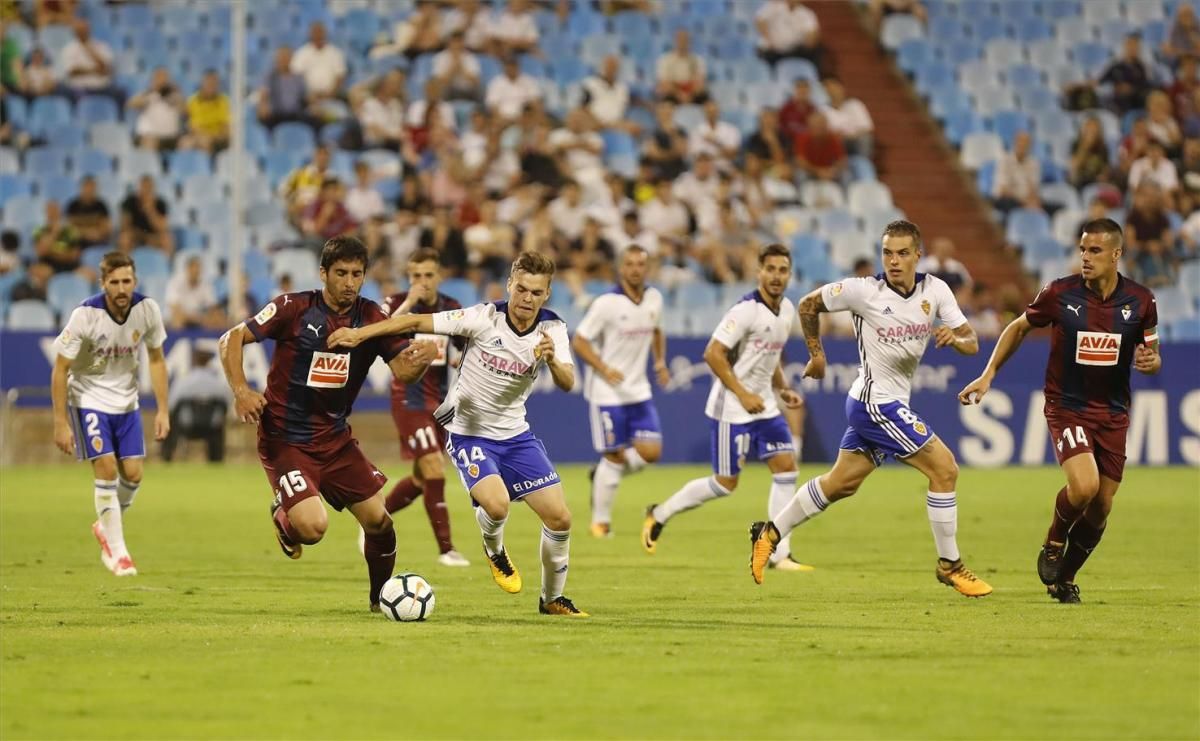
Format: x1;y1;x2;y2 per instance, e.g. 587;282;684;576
913;421;928;436
307;351;350;388
131;329;141;343
467;463;480;478
920;300;930;316
91;436;103;453
1075;331;1121;366
830;282;844;296
254;302;277;325
1121;305;1132;321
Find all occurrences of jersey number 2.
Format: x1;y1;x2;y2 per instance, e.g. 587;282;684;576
84;412;100;438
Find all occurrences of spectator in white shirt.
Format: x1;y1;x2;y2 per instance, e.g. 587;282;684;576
369;0;445;60
486;56;542;122
432;32;482;101
582;55;636;134
1128;141;1181;209
673;152;720;217
916;237;973;295
166;254;222;330
60;20;118;101
656;29;708;104
755;0;826;73
638;178;691;247
19;47;59;97
444;0;494;54
407;78;456;135
290;22;347;102
358;69;407;149
822;78;874;157
610;210;661;257
991;130;1042;214
492;0;541;57
128;67;184;151
688;100;741;164
346;160;387;223
548;108;606;200
548;181;589;241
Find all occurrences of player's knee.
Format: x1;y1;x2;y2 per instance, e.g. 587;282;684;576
479;498;509;521
362;510;393;536
1068;472;1100;501
825;477;860;501
118;467;143;485
603;452;625;465
639;447;662;464
543;509;571;531
293;518;327;545
930;462;958;491
714;474;738;493
92;457;118;481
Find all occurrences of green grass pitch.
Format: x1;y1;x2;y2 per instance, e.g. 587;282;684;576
1;462;1197;739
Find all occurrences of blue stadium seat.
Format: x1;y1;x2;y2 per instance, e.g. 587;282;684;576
74;149;114;177
1072;42;1111;76
775;58;818;84
44;124;86;150
89;122;135;159
897;38;935;75
0;147;17;174
1005;208;1052;246
830;231;876;270
972;85;1018;116
119;150;165;182
169;150;213;181
916;60;955;98
1141;18;1169;48
131;247;171;279
0;174;33;205
47;273;95;317
1169;316;1200;341
847;181;894;215
817;208;858;237
1021;236;1066;272
861;206;905;238
80;245;112;274
1017;86;1060;113
1098;18;1133;47
6;300;57;330
1006;63;1043;90
674;281;719;309
997;0;1039;21
272;122;316;155
25;147;69;176
800;181;846;208
4;95;28;130
960;131;1004;170
881;14;923;50
990;109;1031;148
1013;17;1053;42
928;17;968;43
1157;286;1195;320
77;95;120;125
945;109;986;145
38;174;77;203
975;160;996;194
929;87;973;121
270;248;319;282
1041;0;1082;22
984;39;1025;69
790;233;828;258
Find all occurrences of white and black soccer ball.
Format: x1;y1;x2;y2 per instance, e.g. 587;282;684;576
378;573;436;622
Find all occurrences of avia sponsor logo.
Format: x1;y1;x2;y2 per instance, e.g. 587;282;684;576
307;351;351;388
512;471;560;492
875;323;931;344
479;349;533;377
1075;331;1121;366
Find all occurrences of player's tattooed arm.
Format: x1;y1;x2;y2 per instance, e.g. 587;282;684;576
219;324;267;424
957;313;1033;405
935;322;979;355
797;289;828;380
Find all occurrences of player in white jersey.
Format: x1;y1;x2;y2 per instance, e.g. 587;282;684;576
329;252;588;617
749;221;992;597
50;252;170;577
641;245;809;570
571;245;671;538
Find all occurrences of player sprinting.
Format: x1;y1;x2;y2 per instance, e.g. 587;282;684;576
51;251;170;577
328;251;588;617
571;245;670;538
642;244;811;573
372;248;469;567
958;218;1161;604
218;237;437;612
749;221;992;597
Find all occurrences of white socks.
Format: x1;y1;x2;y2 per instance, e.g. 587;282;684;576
653;476;730;523
118;477;139;512
926;491;960;561
768;472;799;564
774;476;830;536
94;479;127;556
623;447;648;473
540;526;570;601
475;507;507;556
590;458;624;525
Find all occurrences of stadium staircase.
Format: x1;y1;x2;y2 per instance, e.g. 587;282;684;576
811;2;1021;287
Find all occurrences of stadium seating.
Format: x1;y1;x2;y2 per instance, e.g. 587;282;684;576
6;300;57;330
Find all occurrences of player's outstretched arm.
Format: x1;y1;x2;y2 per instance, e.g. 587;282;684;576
50;354;75;455
387;340;439;384
704;339;764;413
218;323;267;424
328;313;431;349
146;346;171;441
797;288;829;379
958;313;1033;405
652;327;670;387
934;322;980;356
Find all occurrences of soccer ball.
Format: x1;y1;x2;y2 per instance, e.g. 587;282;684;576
378;573;436;622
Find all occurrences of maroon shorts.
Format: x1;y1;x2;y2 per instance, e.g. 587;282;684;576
258;432;388;512
390;403;447;460
1045;406;1129;482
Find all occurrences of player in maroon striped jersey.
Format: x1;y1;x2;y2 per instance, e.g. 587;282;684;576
374;248;470;567
959;219;1162;603
219;237;438;612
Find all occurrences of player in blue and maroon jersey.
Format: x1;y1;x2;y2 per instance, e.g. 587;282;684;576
374;248;470;568
218;237;437;612
960;218;1162;604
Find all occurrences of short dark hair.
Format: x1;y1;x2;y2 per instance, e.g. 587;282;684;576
1080;218;1124;248
621;244;648;259
320;237;369;271
100;251;136;279
882;219;922;248
407;248;441;266
511;250;556;278
758;243;792;265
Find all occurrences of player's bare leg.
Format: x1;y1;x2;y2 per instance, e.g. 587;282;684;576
764;452;812;572
470;475;521;593
646;473;737;555
902;437;992;597
525;484;588;617
1049;474;1116;604
273;496;327;560
349;494;397;611
1040;453;1100;588
779;398;806;463
91;453;137;576
591;440;661;538
751;449;873;584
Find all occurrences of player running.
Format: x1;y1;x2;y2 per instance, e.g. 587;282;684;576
749;221;992;597
571;245;670;538
958;218;1161;604
642;244;811;573
218;237;437;612
328;251;588;617
51;252;170;577
373;249;469;567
